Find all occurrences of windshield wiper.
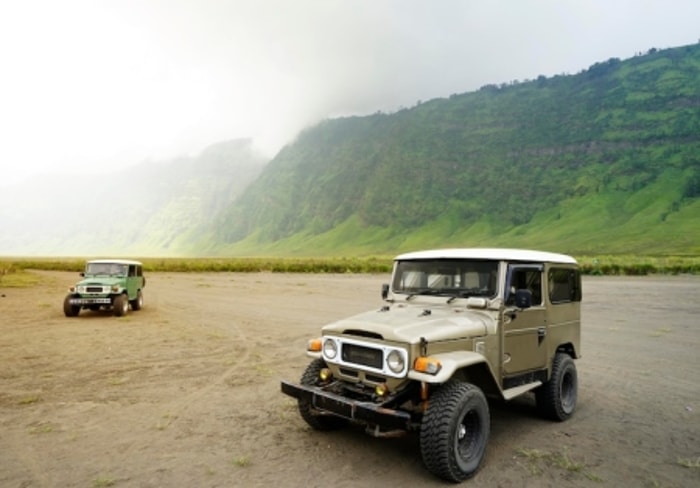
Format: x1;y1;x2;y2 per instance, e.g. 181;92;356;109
446;289;488;304
405;289;447;301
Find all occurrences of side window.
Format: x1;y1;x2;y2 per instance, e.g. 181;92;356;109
507;266;543;305
128;265;136;277
548;268;582;303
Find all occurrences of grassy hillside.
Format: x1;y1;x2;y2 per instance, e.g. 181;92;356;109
212;44;700;256
0;139;267;256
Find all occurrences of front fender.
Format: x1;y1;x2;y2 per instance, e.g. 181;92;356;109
407;351;488;384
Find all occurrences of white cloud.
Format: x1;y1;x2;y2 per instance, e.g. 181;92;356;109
1;0;699;186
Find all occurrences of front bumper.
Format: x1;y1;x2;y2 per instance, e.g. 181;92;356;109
69;297;112;305
280;380;414;432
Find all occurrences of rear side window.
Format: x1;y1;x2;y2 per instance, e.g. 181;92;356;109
548;268;582;303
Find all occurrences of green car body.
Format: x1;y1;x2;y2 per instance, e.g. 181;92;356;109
63;259;146;317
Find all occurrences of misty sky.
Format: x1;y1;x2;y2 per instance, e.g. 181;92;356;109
1;0;698;187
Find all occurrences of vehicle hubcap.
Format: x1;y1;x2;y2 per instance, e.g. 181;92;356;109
457;410;480;459
561;371;575;412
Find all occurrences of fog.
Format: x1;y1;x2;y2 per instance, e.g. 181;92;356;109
1;0;699;187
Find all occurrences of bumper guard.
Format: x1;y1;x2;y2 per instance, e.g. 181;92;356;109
70;297;112;305
280;380;414;432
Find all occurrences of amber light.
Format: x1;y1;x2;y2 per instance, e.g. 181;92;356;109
307;338;322;352
319;368;332;381
414;356;442;375
375;383;389;397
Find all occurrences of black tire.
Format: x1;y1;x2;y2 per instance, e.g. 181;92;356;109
535;352;578;421
113;294;129;317
298;359;347;430
63;295;81;317
130;290;143;311
420;381;490;482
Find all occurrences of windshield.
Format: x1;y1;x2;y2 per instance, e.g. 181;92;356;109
86;263;127;276
392;259;499;298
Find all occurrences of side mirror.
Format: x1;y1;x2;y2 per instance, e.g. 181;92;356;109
514;289;532;309
80;272;85;277
381;283;390;300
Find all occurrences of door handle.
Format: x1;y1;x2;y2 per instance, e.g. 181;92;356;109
537;327;546;345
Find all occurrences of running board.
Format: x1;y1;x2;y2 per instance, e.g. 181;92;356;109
502;381;542;401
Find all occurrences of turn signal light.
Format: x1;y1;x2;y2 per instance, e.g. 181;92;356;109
414;356;442;375
307;338;322;352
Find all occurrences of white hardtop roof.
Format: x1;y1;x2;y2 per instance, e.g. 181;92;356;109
87;259;143;265
395;248;577;264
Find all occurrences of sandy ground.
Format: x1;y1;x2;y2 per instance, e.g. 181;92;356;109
0;271;699;488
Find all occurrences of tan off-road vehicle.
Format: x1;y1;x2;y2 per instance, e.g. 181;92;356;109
281;248;581;482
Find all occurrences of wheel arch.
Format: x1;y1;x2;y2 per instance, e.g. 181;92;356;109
408;351;501;398
452;362;501;398
555;342;579;359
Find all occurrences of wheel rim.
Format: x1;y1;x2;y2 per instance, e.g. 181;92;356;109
456;408;482;461
122;297;129;313
560;369;576;413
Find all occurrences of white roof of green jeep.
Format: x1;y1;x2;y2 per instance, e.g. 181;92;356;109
87;259;143;265
395;248;577;264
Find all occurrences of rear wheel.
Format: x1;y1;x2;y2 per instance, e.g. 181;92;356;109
130;290;143;311
536;352;578;421
63;295;81;317
298;359;347;430
113;294;129;317
420;381;490;482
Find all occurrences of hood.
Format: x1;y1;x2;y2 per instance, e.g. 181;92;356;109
76;276;124;287
321;303;494;343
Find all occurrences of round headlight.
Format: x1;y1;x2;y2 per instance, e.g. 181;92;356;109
386;350;405;373
323;338;337;359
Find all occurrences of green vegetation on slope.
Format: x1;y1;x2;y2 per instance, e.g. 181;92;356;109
213;44;700;256
2;255;699;275
0;139;268;256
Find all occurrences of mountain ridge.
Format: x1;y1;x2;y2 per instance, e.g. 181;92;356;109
0;139;267;256
2;44;699;257
209;43;700;256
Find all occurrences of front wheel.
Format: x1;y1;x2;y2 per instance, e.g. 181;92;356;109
298;359;347;431
63;295;81;317
113;294;129;317
420;381;490;482
535;352;578;421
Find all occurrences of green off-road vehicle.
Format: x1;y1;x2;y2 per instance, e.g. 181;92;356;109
63;259;146;317
281;248;581;482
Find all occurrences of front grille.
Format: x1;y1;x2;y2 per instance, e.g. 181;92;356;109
365;374;386;384
86;286;105;293
342;343;382;369
339;368;359;378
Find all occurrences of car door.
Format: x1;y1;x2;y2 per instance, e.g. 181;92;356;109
126;264;138;300
502;264;548;376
